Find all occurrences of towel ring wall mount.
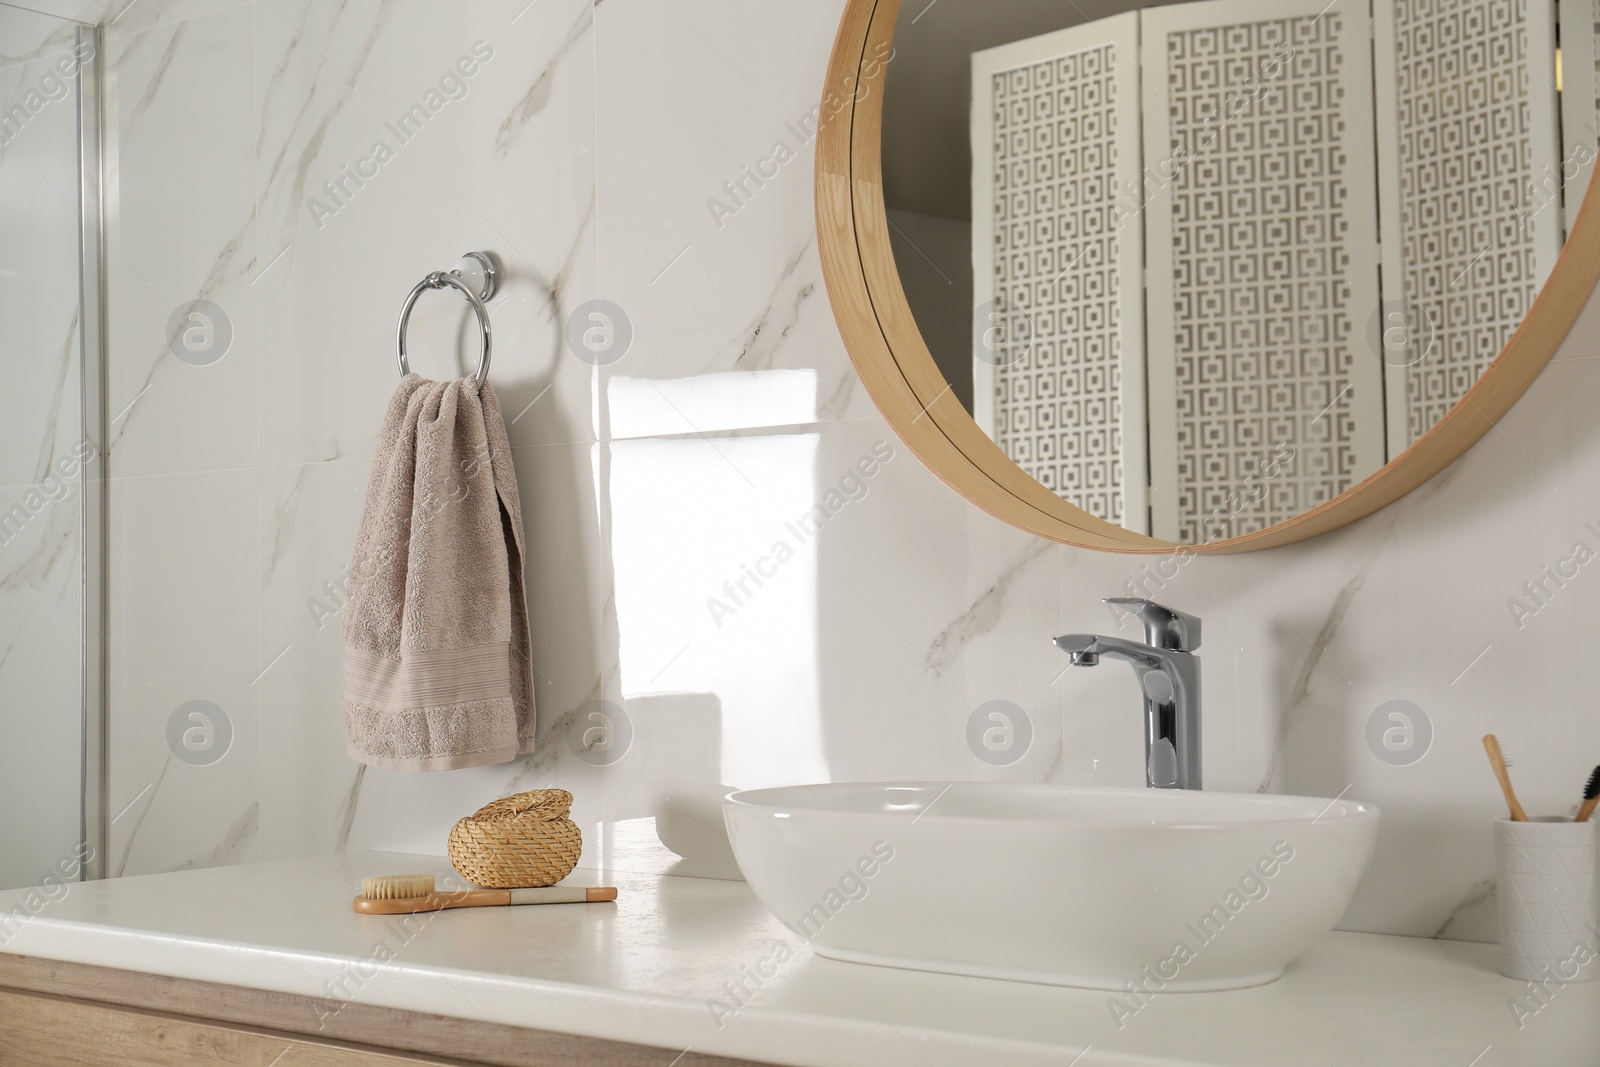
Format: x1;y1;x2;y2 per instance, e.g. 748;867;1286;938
397;251;498;386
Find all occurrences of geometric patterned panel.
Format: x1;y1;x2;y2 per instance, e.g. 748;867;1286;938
1152;9;1382;543
987;44;1131;528
1388;0;1556;446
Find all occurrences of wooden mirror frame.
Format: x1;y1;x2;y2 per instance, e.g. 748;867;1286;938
817;0;1600;553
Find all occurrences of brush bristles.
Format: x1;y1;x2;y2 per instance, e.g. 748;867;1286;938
361;873;436;900
1586;766;1600;801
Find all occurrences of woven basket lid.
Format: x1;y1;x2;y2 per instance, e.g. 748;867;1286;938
466;788;573;824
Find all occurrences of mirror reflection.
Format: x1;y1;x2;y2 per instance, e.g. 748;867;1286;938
883;0;1589;542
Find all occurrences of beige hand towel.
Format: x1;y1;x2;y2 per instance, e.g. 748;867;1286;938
341;374;535;770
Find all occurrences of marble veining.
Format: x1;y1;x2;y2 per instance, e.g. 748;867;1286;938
0;502;79;602
170;801;259;871
115;21;187;137
1435;876;1497;940
727;241;817;371
112;752;171;877
25;311;79;487
331;763;364;853
260;461;314;583
107;229;254;452
527;183;595;322
1254;523;1389;794
253;0;403;245
923;538;1053;672
493;0;593;156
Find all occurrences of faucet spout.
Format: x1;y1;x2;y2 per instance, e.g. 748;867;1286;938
1053;600;1202;790
1054;634;1164;668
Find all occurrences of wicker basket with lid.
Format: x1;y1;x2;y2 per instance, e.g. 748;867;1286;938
447;789;582;888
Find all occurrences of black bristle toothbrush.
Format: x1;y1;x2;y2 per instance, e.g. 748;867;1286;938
1576;766;1600;824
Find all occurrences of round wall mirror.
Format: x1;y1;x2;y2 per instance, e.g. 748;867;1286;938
818;0;1600;552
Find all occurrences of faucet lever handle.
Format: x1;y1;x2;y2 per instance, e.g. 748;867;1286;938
1104;598;1201;652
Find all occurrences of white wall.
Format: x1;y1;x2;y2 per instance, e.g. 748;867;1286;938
26;0;1600;945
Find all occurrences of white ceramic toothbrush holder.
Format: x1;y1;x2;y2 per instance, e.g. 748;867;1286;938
1494;817;1597;982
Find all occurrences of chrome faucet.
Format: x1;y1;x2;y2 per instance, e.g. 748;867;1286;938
1053;598;1202;790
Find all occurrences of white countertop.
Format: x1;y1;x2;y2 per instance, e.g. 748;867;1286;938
0;851;1595;1067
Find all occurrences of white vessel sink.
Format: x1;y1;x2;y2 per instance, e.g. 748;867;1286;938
724;783;1379;991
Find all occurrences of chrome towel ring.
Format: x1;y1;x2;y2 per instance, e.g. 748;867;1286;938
397;251;498;386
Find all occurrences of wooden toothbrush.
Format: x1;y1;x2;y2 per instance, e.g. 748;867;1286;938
1483;735;1528;822
353;874;617;915
1576;766;1600;824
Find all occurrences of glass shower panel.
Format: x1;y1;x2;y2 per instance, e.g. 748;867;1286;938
0;4;101;891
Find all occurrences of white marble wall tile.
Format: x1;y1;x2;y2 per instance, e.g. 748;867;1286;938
591;0;875;425
102;5;259;479
567;418;1068;821
252;0;599;465
106;467;259;877
1299;328;1600;942
515;439;619;758
107;0;254;37
529;418;970;869
252;457;367;863
805;420;1065;785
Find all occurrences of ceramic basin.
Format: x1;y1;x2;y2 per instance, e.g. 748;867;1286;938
723;783;1379;991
